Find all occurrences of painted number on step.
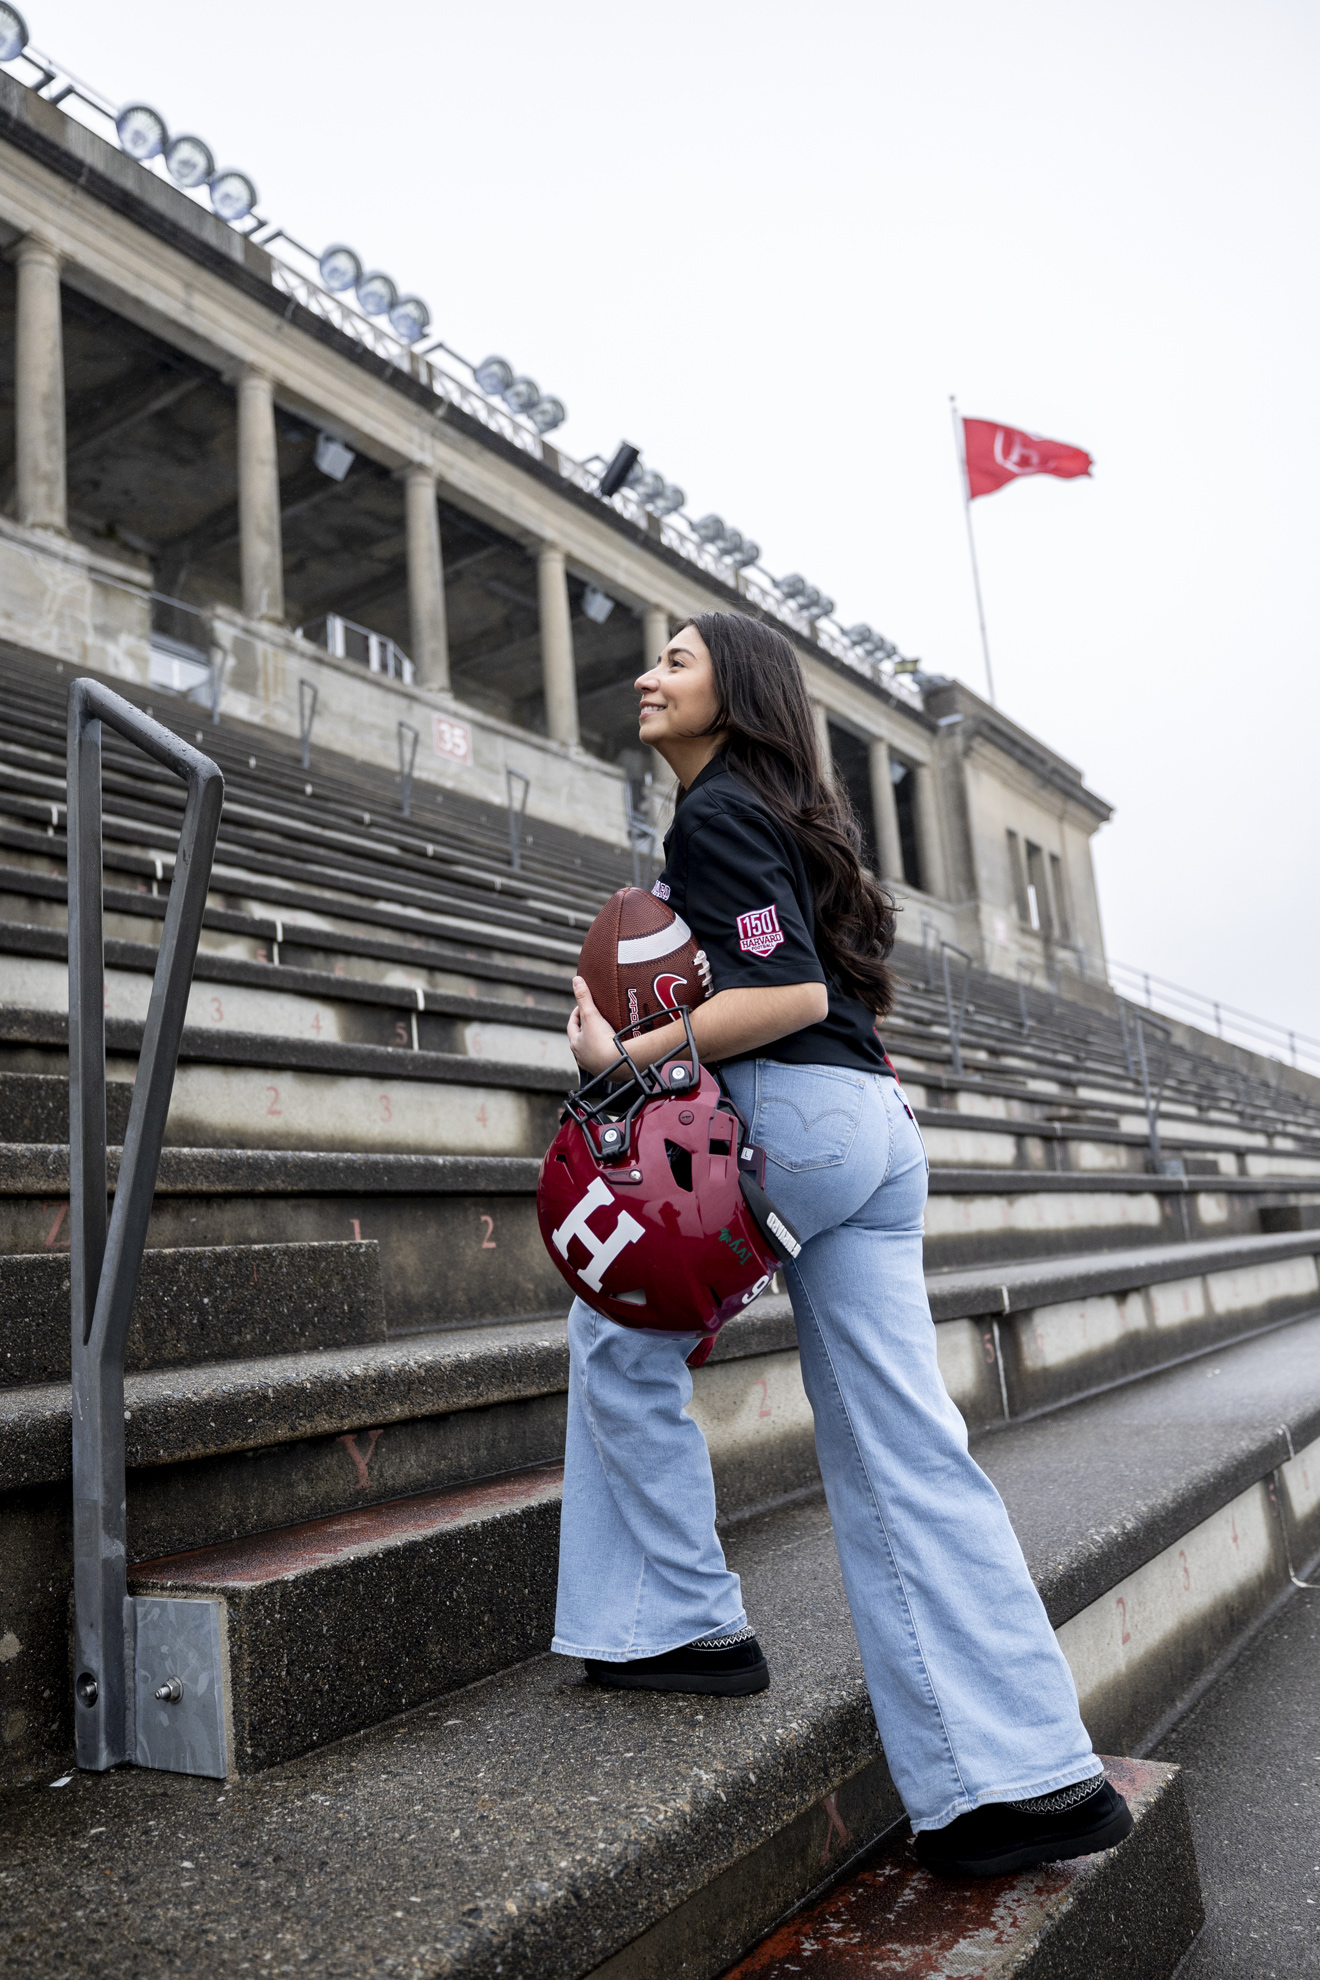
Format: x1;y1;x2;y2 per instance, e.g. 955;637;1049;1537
1115;1595;1132;1646
395;1021;409;1046
350;1219;362;1241
1179;1549;1191;1591
378;1094;393;1123
754;1378;772;1419
434;716;473;765
266;1085;282;1116
210;997;224;1024
41;1201;70;1249
475;1104;489;1130
479;1215;497;1249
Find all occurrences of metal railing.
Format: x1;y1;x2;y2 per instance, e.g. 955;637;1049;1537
68;681;224;1773
1109;957;1320;1077
939;941;974;1077
299;613;415;687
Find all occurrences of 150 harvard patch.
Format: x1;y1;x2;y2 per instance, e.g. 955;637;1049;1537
737;905;784;957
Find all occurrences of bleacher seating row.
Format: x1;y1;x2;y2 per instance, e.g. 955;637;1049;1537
2;640;1319;1976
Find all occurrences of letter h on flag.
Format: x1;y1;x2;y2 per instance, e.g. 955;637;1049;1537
961;419;1093;500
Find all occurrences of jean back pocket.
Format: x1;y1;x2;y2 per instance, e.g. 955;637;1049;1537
753;1063;866;1172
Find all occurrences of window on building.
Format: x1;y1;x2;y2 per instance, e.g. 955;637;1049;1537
1006;830;1031;925
1049;853;1073;943
1025;841;1054;938
891;758;923;891
826;721;878;871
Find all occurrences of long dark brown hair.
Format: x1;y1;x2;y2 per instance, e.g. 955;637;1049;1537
681;611;897;1017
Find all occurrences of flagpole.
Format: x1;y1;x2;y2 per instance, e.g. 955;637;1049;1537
950;394;997;707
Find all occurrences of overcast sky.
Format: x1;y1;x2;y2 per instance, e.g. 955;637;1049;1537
46;0;1320;1047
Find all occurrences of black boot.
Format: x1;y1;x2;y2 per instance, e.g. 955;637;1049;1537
584;1628;769;1697
915;1776;1133;1878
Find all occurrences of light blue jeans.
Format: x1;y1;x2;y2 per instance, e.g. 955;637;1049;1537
552;1061;1101;1830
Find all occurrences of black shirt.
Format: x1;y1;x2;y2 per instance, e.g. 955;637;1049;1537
654;755;892;1076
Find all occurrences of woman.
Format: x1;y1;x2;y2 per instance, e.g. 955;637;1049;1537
553;611;1131;1879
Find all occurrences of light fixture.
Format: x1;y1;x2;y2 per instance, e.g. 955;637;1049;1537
715;528;745;559
209;170;257;222
799;585;822;611
355;271;397;317
115;103;167;161
847;623;873;646
528;395;566;434
776;574;807;599
165;134;214;189
474;355;513;396
692;514;725;544
581;585;615;624
388;296;430;344
727;540;760;569
627;465;665;504
502;376;540;415
319;245;361;293
315;432;355;482
598;443;641;500
0;3;25;60
651;483;685;516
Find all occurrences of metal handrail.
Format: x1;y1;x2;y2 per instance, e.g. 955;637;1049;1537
1131;1011;1174;1172
506;768;530;872
939;940;974;1077
68;681;224;1770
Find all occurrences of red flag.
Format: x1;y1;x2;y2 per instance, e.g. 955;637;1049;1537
962;418;1093;500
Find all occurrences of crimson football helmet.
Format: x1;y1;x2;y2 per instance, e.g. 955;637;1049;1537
537;1011;801;1364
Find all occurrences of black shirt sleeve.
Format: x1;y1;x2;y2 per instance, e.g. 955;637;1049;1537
682;804;827;994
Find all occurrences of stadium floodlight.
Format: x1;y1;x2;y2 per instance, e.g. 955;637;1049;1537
715;528;745;559
651;483;685;517
727;540;760;569
474;355;513;395
581;585;616;625
804;595;835;622
776;573;807;599
209;170;257;222
115;104;167;161
165;134;214;189
692;514;725;544
799;585;822;611
529;395;566;434
355;271;397;318
847;623;873;646
503;376;540;415
598;442;640;499
319;245;361;293
388;296;431;344
0;4;26;60
627;466;665;504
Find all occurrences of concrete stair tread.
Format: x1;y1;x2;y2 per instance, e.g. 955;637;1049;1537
719;1757;1198;1980
927;1226;1320;1319
977;1307;1320;1620
133;1460;563;1587
0;1492;1199;1979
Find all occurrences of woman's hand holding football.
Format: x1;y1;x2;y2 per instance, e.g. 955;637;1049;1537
567;975;624;1076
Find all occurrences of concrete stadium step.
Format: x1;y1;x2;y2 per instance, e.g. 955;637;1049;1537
0;920;576;1066
0;864;578;1005
718;1758;1199;1980
7;1271;1320;1791
0;1018;571;1157
0;1238;383;1386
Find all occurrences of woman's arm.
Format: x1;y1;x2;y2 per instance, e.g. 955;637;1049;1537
568;976;829;1078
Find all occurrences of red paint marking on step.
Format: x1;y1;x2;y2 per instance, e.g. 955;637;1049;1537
350;1219;362;1241
337;1428;382;1490
43;1202;69;1249
129;1463;565;1589
721;1758;1162;1978
820;1791;850;1865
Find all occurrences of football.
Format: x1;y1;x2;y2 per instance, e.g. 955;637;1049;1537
577;887;713;1034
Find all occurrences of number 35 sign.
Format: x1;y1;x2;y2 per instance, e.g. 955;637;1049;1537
434;714;473;765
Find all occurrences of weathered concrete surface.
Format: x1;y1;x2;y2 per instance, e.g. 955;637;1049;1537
0;1498;901;1979
0;1068;132;1143
0;1239;385;1385
1156;1580;1320;1977
714;1759;1200;1980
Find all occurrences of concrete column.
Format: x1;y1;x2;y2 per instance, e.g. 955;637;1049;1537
912;762;947;901
810;699;832;771
14;236;67;532
404;465;450;691
868;737;904;883
641;605;671;789
537;543;579;745
237;367;284;622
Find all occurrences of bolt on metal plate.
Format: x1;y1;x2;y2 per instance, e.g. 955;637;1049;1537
132;1597;228;1779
